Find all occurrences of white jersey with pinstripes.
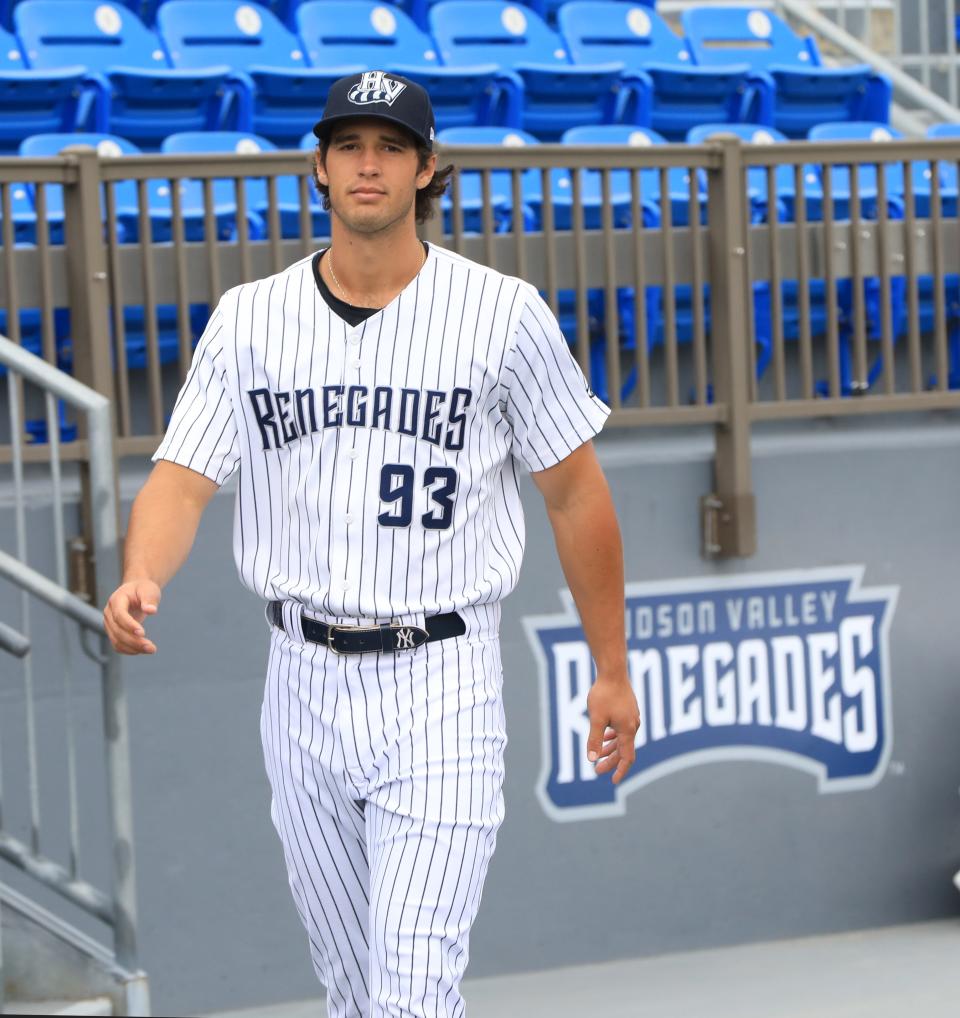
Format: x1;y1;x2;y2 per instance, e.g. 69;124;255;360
152;243;610;618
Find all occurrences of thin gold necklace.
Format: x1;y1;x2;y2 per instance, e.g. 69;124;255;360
327;245;426;308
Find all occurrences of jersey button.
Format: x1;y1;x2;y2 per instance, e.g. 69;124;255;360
351;359;361;370
347;449;359;460
349;335;361;345
342;581;351;591
344;513;355;524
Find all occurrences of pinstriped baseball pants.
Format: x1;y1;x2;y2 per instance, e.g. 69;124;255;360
260;602;507;1018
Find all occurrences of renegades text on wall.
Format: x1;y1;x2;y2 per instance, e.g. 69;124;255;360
525;567;898;822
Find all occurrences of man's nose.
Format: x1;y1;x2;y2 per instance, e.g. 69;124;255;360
358;149;382;175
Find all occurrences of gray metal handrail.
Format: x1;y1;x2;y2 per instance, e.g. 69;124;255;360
0;334;141;984
0;620;30;659
776;0;960;126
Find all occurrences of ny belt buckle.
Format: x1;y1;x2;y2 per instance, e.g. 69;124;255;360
388;622;428;653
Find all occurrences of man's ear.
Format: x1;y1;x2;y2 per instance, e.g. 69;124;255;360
416;153;437;190
315;150;328;187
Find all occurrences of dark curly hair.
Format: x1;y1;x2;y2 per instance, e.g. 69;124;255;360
312;129;453;224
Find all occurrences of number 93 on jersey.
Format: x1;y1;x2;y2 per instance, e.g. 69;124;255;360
377;463;458;530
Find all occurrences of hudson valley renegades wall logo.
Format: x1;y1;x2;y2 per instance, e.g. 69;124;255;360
525;567;898;822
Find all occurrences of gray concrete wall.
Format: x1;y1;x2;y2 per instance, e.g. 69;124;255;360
1;418;960;1017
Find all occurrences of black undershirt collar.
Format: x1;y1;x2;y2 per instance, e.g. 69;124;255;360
312;244;429;327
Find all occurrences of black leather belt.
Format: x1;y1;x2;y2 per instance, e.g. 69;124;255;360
268;600;466;654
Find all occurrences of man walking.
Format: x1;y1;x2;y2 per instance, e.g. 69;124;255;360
104;71;640;1017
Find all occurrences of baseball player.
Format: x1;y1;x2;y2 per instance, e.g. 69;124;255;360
103;71;640;1017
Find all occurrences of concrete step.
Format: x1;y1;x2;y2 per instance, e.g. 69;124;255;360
3;996;113;1015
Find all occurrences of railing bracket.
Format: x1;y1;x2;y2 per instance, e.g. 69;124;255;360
68;536;95;604
701;493;757;559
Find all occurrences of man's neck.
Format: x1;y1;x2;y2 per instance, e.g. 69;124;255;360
325;221;425;308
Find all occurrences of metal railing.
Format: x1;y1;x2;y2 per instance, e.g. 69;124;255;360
832;0;957;106
1;139;960;556
0;334;145;1009
776;0;960;121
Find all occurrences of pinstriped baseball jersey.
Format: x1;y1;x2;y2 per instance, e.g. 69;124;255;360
153;243;610;618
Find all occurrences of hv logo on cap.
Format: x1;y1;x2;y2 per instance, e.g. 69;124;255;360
348;71;407;108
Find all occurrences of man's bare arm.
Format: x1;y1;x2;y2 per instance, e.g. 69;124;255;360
531;441;640;784
103;461;219;655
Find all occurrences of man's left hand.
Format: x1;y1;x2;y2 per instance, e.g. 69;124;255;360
586;675;641;785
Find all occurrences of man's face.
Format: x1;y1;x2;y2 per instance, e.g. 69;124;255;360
315;119;437;235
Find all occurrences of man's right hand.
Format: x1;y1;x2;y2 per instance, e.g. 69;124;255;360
103;580;162;655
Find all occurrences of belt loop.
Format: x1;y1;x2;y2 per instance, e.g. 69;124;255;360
281;601;307;645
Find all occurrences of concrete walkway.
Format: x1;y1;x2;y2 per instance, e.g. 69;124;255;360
206;918;960;1018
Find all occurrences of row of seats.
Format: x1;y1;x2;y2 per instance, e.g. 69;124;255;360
443;121;960;231
7;130;325;247
0;1;891;152
12;120;960;249
0;0;654;32
5;120;960;402
440;119;960;398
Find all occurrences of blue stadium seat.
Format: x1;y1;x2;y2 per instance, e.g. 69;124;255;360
2;0;149;29
157;0;345;148
804;121;908;391
15;1;231;150
430;1;628;140
0;114;67;379
558;2;774;141
435;126;548;232
561;123;688;401
682;6;892;139
16;131;213;243
686;122;801;223
402;0;548;32
914;124;960;387
561;123;701;227
20;132;143;243
543;0;653;28
920;123;960;217
687;123;825;223
439;124;661;232
437;123;638;399
295;1;521;132
295;0;438;68
806;121;905;220
158;0;303;70
17;132;210;368
0;179;37;244
161;130;324;240
685;122;827;382
0;25;85;153
562;123;720;393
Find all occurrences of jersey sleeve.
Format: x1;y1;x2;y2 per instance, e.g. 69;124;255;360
502;290;611;472
151;302;241;485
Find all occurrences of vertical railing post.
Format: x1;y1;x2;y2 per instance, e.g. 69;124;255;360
87;396;139;975
702;136;757;558
62;145;114;412
62;149;138;977
62;145;118;602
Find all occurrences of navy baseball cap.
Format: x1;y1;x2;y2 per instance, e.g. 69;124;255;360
313;71;435;148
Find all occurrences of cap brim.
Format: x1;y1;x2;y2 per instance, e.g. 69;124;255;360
312;111;431;148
